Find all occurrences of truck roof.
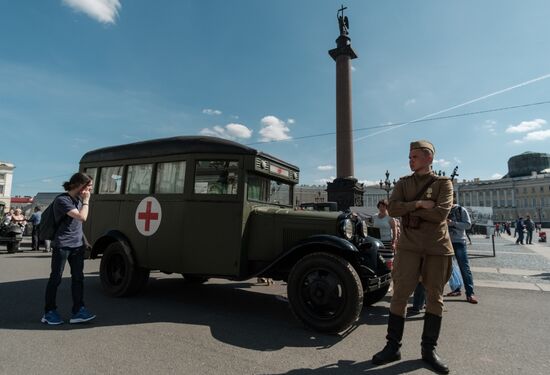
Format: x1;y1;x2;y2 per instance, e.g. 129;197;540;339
79;136;299;171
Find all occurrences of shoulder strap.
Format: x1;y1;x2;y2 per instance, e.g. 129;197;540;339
413;176;437;201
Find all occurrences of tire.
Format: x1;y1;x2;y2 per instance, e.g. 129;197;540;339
287;252;363;334
364;284;390;306
6;241;20;254
182;274;209;284
100;242;150;297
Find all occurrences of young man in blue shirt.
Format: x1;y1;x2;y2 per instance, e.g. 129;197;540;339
41;172;96;325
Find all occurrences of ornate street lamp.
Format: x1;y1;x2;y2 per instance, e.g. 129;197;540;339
379;170;396;200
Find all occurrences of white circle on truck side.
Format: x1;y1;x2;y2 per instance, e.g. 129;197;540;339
135;197;162;236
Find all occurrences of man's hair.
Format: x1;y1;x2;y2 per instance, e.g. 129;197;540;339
377;199;389;208
62;172;92;192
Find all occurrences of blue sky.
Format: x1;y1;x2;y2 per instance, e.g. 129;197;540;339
2;0;550;196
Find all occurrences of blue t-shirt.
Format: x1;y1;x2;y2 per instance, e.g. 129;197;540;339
29;212;42;225
52;194;83;249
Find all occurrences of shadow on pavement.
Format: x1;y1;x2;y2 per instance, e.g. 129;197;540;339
264;359;426;374
0;274;391;351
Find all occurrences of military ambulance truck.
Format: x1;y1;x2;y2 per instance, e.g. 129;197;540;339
80;136;391;334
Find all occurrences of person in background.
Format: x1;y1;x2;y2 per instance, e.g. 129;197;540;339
515;217;525;245
11;208;27;227
445;193;478;304
373;199;399;268
524;215;535;245
41;173;96;326
28;206;42;251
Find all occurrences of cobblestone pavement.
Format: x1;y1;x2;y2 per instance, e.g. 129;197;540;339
464;233;550;292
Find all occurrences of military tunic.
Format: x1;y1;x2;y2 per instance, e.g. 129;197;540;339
389;172;454;256
387;171;454;317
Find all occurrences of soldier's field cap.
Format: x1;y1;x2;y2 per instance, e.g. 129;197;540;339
410;140;435;154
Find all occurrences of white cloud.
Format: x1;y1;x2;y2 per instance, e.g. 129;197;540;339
287;118;295;124
433;158;451;167
491;173;503;179
359;179;379;187
62;0;121;24
317;176;336;185
202;108;222;116
351;66;357;72
259;115;291;142
483;120;497;134
505;118;546;133
524;129;550;141
199;123;252;140
226;123;252;139
453;157;462;164
514;129;550;143
317;165;334;171
404;98;416;106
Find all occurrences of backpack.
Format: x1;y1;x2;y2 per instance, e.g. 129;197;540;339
38;193;68;241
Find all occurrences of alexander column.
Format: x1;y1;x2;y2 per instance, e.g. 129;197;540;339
326;5;364;210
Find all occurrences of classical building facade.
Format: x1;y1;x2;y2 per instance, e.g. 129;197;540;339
294;184;388;211
457;152;550;226
0;161;15;213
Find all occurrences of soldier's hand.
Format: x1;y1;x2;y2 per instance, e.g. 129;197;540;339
416;200;435;209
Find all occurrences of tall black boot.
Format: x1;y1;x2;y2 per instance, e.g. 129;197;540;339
421;313;449;374
372;313;405;365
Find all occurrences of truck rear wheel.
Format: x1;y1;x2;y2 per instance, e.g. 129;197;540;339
100;242;149;297
287;252;363;334
6;241;20;253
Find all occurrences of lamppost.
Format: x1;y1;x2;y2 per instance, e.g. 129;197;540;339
379;170;396;200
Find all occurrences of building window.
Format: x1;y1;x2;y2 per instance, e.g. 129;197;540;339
0;184;4;195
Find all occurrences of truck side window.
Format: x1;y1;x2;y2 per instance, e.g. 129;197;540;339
194;160;238;195
156;161;186;194
126;164;153;194
98;166;123;194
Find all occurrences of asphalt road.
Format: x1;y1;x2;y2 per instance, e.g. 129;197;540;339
1;236;549;374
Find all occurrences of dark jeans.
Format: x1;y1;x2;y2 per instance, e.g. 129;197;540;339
44;246;85;314
31;224;40;250
516;231;524;244
411;282;426;309
452;242;475;297
526;230;533;244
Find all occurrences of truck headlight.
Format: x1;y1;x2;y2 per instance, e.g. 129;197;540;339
341;218;354;240
358;220;368;238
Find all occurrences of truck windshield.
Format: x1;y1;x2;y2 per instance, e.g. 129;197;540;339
247;174;292;206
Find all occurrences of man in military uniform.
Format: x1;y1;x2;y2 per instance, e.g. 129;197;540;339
372;140;453;374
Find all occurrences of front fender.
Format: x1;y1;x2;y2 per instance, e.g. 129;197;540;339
90;230;133;260
255;234;360;278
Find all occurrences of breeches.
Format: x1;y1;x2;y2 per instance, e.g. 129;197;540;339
390;249;452;317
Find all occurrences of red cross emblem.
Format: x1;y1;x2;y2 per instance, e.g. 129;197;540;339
135;197;162;236
137;201;159;232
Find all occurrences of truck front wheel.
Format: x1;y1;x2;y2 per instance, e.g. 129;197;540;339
287;252;363;334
